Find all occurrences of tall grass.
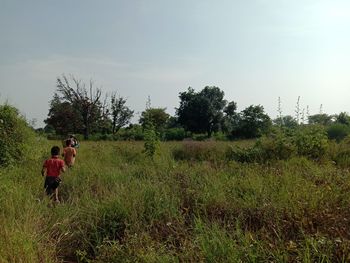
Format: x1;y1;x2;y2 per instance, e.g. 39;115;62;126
1;140;350;262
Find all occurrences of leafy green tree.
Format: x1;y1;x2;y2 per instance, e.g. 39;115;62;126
110;93;134;134
234;105;271;138
308;114;333;126
139;108;169;133
335;112;350;125
273;115;298;129
45;93;83;135
177;86;227;137
222;101;239;133
327;124;350;142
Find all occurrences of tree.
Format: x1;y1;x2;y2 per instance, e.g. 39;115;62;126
234;105;271;138
273;115;298;129
139;108;169;133
56;75;105;139
222;101;239;133
335;112;350;125
110;93;134;134
177;86;227;137
45;93;83;135
308;114;333;126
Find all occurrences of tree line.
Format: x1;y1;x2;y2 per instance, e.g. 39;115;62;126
43;75;350;141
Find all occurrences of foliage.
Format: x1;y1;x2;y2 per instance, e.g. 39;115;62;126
177;86;228;137
221;101;239;134
45;93;83;135
331;136;350;167
327;123;350;142
55;75;106;139
2;140;350;262
256;131;296;161
335;112;350;125
143;121;159;158
172;141;226;162
110;93;134;134
164;127;186;141
232;105;272;139
0;104;37;167
294;125;329;159
139;108;169;133
226;145;263;163
273;115;298;129
228;126;329;163
308;114;333;126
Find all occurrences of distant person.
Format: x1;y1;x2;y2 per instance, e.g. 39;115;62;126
41;146;65;203
69;134;79;148
62;139;77;167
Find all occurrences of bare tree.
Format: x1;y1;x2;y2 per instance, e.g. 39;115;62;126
56;75;104;139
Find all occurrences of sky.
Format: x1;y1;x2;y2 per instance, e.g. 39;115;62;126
1;0;350;127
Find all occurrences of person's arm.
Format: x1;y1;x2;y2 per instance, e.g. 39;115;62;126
73;148;76;157
60;161;66;174
41;161;47;176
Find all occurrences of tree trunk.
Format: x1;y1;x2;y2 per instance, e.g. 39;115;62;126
207;129;212;138
84;126;89;139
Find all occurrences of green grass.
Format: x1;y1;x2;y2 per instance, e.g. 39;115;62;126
1;140;350;262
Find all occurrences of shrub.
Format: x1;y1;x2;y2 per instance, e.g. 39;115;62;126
163;128;186;141
118;125;144;141
143;124;159;158
0;104;37;167
294;125;328;160
327;124;350;142
332;135;350;167
256;131;296;161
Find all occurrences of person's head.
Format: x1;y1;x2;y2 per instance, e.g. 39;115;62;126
66;139;72;147
51;146;60;156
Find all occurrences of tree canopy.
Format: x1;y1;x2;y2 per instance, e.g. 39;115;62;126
177;86;228;137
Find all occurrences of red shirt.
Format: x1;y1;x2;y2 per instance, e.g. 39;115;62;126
43;156;65;177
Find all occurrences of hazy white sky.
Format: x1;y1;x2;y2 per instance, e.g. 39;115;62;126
1;0;350;127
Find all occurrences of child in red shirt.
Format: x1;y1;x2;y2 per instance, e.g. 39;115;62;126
62;139;77;167
41;146;65;202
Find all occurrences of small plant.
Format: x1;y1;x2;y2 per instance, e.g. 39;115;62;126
143;123;159;158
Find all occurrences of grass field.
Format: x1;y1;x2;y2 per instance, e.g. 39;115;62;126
1;140;350;262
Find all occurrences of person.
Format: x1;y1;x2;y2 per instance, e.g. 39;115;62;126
69;135;79;148
41;146;65;203
62;139;77;167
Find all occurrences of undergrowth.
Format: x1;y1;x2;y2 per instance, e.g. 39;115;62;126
1;140;350;262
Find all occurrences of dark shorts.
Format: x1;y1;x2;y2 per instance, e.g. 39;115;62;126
44;176;61;195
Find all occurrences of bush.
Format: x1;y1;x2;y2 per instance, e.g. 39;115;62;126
225;146;263;163
327;124;350;142
0;104;37;167
227;126;328;163
332;135;350;167
163;128;186;141
294;125;328;160
143;125;159;157
256;131;296;161
118;125;144;141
